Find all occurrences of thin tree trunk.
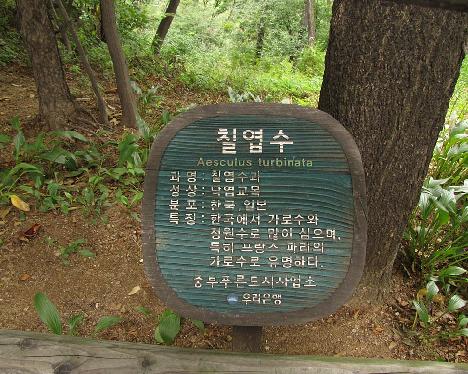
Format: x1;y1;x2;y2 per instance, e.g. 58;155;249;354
17;0;77;130
55;0;109;126
255;19;266;59
100;0;137;129
152;0;180;54
48;0;71;50
318;1;467;300
304;0;316;45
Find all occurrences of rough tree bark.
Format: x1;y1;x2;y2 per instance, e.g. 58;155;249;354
304;0;316;45
100;0;137;129
318;1;467;299
152;0;180;54
17;0;78;130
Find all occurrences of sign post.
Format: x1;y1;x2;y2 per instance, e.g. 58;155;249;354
142;103;367;351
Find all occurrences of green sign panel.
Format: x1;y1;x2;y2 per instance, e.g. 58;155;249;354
142;104;366;326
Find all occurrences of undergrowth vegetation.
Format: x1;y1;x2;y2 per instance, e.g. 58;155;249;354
402;119;468;341
0;115;158;221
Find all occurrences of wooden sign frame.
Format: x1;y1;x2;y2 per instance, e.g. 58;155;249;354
142;103;367;326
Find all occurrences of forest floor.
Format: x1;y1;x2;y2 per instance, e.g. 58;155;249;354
0;64;466;364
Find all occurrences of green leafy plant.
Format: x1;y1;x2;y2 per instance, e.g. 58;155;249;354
94;316;123;335
431;120;467;184
154;309;204;345
59;239;95;265
68;313;85;336
33;292;122;336
154;309;181;345
227;86;262;103
403;178;467;276
412;276;467;339
0;163;43;205
33;292;62;335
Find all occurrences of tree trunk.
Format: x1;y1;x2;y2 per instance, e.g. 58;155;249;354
318;1;466;299
55;0;109;126
304;0;316;45
17;0;77;130
152;0;180;54
100;0;137;129
48;0;71;50
255;18;266;59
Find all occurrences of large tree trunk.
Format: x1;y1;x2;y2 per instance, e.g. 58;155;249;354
100;0;137;129
17;0;77;130
304;0;316;45
318;1;466;299
152;0;180;54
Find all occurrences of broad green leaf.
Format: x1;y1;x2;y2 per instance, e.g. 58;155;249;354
33;292;62;335
9;115;21;131
135;306;152;316
412;300;429;324
436;209;450;226
157;309;181;344
450;120;468;136
136;115;150;139
418;192;432;219
154;325;164;344
40;147;70;164
67;313;84;335
94;316;123;334
52;130;88;142
0;134;11;143
439;266;467;278
448;295;466;312
458;315;468;328
426;281;439;301
191;319;205;331
458;328;468;337
8;162;42;176
13;131;25;159
425;177;450;188
118;134;139;167
130;191;143;206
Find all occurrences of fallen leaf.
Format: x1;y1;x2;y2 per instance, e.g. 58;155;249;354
374;326;384;333
23;223;41;239
109;303;122;311
10;195;30;212
19;273;30;281
128;286;141;296
388;341;397;350
402;338;416;347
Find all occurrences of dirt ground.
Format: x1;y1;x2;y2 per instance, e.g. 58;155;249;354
0;64;466;363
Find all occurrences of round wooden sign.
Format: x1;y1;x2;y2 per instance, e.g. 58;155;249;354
142;104;367;326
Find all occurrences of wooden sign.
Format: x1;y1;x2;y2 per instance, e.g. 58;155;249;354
142;104;367;326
